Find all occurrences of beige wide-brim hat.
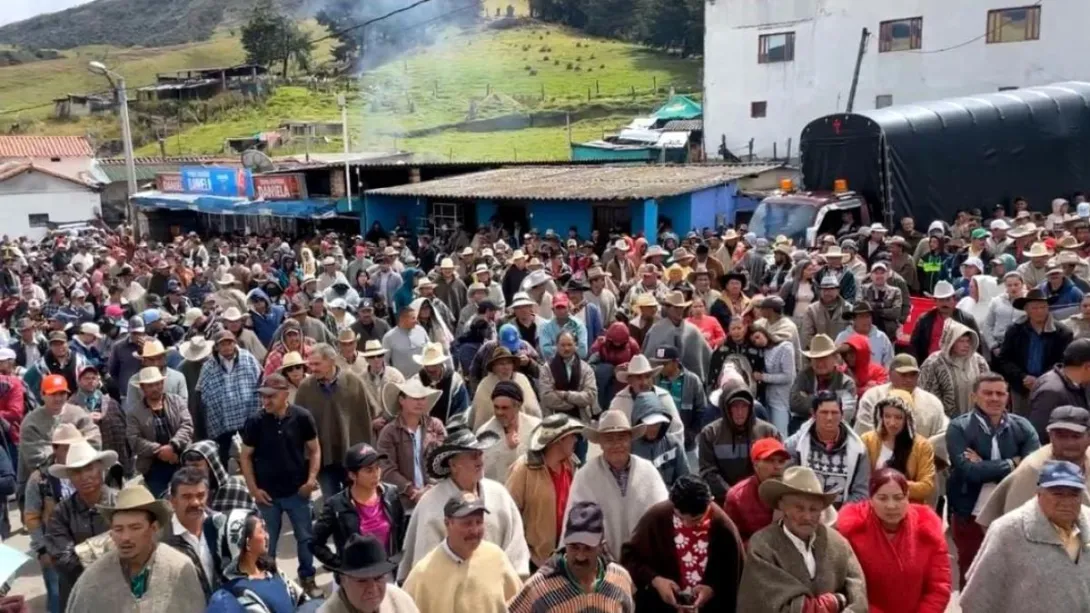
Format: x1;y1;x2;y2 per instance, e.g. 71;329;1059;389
278;351;306;372
50;423;85;446
382;380;442;416
661;291;691;309
439;258;456;270
633;293;659;309
801;334;837;359
182;308;205;328
529;414;585;452
48;440;118;480
217;274;237;286
137;366;165;386
1024;242;1052;258
758;466;839;509
98;484;173;528
178;336;213;362
134;339;167;360
221;307;244;322
582;409;647;444
616;354;663;383
360;340;387;358
412;342;447;367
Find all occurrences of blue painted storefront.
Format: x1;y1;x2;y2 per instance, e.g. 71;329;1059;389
364;181;747;243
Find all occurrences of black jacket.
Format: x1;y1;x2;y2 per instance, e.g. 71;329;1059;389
1028;365;1090;443
996;320;1074;395
163;512;231;598
310;483;406;566
908;308;984;363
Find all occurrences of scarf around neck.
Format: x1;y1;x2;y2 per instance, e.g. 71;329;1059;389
549;353;582;394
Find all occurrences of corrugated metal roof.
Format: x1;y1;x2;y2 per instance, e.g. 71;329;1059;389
662;119;703;131
366;164;783;201
94;156;239;183
0;136;93;158
0;161;98;189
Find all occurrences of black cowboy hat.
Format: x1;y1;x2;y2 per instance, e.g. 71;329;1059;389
324;534;401;579
842;301;874;321
1013;288;1056;310
426;422;500;479
719;271;748;288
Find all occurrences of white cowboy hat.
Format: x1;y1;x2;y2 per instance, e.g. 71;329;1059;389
182;308;205;328
78;323;103;339
1024;242;1052;258
416;277;437;290
279;351;306;372
137;366;165;386
48;440;118;480
50;423;85;446
582;410;647;444
134;339;166;360
381;379;442;416
98;484;172;528
633;293;659;309
824;246;845;259
522;270;552;290
661;291;691;309
801;334;838;359
509;292;537;309
616;354;663;383
439;258;456;269
529;414;585;452
511;250;527;261
614;239;630;252
360;340;387;358
758;466;839;508
178;336;213;362
221;307;244;322
931;280;956;300
412;342;447;368
216;273;237;286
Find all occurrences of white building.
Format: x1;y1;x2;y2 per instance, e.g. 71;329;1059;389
704;0;1090;160
0;136;101;240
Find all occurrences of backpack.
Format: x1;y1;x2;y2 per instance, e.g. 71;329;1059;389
204;587;246;613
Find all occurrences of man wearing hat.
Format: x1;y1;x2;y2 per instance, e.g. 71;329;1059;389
1016;241;1053;288
996;287;1074;415
978;406;1090;528
856;354;947;443
357;339;405;423
219;306;268;364
641;291;712;382
1041;254;1085;318
403;492;523;612
397;421;530;582
510;500;636;613
318;534;416;613
196;330;263;468
19;373;102;490
816;244;857;302
799;275;850;353
907;280;986;362
23;329;89;405
858;260;905;343
128;366;194;497
564;410;668;559
500;251;529;307
12;317;47;371
68;323;104;370
835;301;894;369
43;438;117;609
962;461;1090;613
725;437;792;544
539;293;588;361
737;466;867;612
65;484;205;613
350;298;392;350
124;339;189;414
473;263;506;312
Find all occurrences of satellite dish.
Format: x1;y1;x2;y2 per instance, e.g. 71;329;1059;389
241;149;275;173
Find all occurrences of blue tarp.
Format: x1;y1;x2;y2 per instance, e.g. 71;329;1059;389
132;191;342;219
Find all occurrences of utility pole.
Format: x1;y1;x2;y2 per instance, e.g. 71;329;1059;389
89;62;137;228
339;94;352;212
846;27;870;113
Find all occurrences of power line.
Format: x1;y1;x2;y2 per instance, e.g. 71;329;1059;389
0;0;463;117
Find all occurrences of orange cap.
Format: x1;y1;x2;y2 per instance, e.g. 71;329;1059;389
750;438;789;463
41;374;70;396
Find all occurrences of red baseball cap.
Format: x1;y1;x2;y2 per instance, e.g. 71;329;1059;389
750;438;790;463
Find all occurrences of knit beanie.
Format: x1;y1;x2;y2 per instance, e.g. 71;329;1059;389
491;380;523;403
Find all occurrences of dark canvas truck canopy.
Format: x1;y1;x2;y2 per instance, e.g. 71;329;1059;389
799;82;1090;225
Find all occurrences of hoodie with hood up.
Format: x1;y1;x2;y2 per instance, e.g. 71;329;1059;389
841;333;888;397
246;288;285;348
393;268;420;315
184;440;257;514
697;385;779;501
630;392;691;487
322;272;361;311
918;319;990;418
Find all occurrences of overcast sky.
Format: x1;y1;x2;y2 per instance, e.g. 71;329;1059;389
0;0;94;26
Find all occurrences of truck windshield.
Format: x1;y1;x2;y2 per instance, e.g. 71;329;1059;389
748;199;817;245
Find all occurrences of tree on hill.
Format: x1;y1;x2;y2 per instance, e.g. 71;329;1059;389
241;0;313;76
529;0;703;57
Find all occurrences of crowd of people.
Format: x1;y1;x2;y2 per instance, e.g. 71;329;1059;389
1;199;1089;613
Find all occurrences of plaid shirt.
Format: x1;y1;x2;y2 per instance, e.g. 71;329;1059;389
196;349;262;438
71;391;131;476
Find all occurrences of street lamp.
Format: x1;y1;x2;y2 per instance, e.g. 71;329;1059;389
337;93;352;213
89;61;138;227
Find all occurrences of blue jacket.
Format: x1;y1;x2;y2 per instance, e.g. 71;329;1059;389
539;316;588;361
1040;278;1085;317
576;301;604;346
246;288;285;347
946;408;1040;519
392;268;420;315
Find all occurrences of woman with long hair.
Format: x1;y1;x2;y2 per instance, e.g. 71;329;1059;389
687;296;726;349
779;256;819;319
750;324;795;435
708;315;763;393
981;271;1026;354
410;297;453;351
860;395;937;503
216;512;314;611
836;468;952;613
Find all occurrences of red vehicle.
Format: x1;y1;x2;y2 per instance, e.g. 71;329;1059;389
747;181;872;248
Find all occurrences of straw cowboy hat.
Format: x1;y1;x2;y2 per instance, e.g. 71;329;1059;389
216;273;237;287
337;328;359;344
758;466;839;508
182;308;205;328
616;354;663;383
661;291;692;309
426;425;500;479
134;339;166;360
136;367;165;386
412;342;447;368
179;336;213;362
801;334;838;359
1024;242;1052;258
278;351;306;372
529;413;585;453
381;379;442;416
50;423;85;446
439;258;456;270
582;409;647;444
98;484;173;528
509;292;537;309
586;266;611;280
48;440;118;480
221;307;244;322
633;293;659;309
360;340;387;358
614;239;630;252
522;269;552;290
824;245;845;259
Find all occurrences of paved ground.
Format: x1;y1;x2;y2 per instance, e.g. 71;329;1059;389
4;501;963;612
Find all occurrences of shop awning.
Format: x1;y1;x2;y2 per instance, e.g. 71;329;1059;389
132;191;348;218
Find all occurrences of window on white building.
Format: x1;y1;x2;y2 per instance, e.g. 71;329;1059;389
875;95;894;109
758;32;795;63
879;17;922;52
751;101;768;118
986;6;1041;44
999;86;1019;91
27;214;49;228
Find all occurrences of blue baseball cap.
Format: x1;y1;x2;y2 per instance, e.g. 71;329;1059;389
142;309;162;325
499;324;520;352
1038;460;1087;490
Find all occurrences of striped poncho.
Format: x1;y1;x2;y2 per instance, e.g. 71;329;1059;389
507;553;635;613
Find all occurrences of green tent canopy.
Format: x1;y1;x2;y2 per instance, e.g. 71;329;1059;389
652;95;702;121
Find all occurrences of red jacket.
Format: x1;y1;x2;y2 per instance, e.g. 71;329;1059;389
836;502;952;613
842;334;888;397
724;475;774;546
0;375;25;444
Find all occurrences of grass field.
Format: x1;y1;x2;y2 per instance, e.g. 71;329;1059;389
6;18;700;162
